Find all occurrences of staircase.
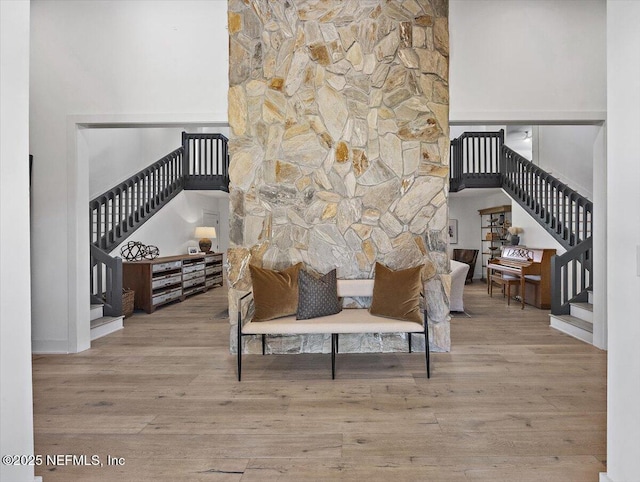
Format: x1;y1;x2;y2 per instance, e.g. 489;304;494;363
90;132;229;254
89;132;229;339
450;130;594;344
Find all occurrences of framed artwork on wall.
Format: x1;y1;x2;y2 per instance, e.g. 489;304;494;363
448;219;458;244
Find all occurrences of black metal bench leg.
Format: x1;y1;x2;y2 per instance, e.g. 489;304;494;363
262;334;266;355
237;321;242;382
408;332;412;353
331;334;337;379
424;321;430;379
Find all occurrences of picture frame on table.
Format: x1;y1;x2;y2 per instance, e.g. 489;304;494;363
187;247;199;255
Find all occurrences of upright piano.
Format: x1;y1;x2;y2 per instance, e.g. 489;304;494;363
487;246;556;309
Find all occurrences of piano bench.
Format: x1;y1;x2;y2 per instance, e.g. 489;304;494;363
489;273;524;309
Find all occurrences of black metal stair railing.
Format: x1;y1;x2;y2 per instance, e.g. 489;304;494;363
449;131;593;316
89;132;229;317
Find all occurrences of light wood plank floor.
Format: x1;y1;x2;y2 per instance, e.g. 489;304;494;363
33;281;607;481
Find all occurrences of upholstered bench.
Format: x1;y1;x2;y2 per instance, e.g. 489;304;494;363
236;279;430;381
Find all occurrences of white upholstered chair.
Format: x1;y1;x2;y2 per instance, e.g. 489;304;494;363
449;259;470;312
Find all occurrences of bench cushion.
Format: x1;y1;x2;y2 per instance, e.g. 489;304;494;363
336;279;374;297
242;309;424;335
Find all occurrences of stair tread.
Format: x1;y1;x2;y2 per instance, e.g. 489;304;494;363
570;302;593;312
550;314;593;333
90;315;124;330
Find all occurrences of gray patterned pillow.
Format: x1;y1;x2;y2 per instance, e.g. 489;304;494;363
296;269;342;320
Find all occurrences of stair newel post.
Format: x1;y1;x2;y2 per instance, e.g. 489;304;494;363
182;131;190;187
223;134;229;183
111;257;123;317
449;138;456;188
499;145;507;188
550;254;561;315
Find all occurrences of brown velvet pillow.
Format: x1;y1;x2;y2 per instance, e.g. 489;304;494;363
249;263;302;322
369;262;423;324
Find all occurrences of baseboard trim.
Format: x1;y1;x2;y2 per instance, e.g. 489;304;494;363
31;339;70;354
600;473;613;482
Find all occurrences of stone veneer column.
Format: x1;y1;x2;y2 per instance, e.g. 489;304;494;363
228;0;451;354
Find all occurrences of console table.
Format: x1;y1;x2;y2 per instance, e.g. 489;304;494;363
123;253;223;313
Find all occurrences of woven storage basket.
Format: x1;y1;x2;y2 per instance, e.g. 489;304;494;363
122;289;135;318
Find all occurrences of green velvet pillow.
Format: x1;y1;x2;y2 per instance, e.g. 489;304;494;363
249;263;302;322
369;262;423;324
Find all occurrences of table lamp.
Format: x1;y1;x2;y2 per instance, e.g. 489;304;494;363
195;226;217;253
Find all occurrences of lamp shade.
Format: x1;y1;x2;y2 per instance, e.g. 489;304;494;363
195;226;217;239
195;226;217;253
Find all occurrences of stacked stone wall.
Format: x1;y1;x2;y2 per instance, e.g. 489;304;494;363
228;0;451;353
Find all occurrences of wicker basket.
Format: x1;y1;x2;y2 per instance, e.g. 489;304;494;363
122;289;135;318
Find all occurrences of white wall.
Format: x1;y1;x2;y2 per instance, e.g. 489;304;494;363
604;2;640;481
450;124;503;138
85;127;186;198
111;191;229;262
592;127;607;350
537;125;599;200
511;202;565;255
29;0;229;352
0;2;36;481
504;125;533;159
450;0;606;123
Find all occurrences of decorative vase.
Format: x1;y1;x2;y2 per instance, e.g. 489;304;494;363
510;235;520;246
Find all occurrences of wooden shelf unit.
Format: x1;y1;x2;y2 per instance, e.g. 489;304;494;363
123;253;223;313
478;205;512;280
